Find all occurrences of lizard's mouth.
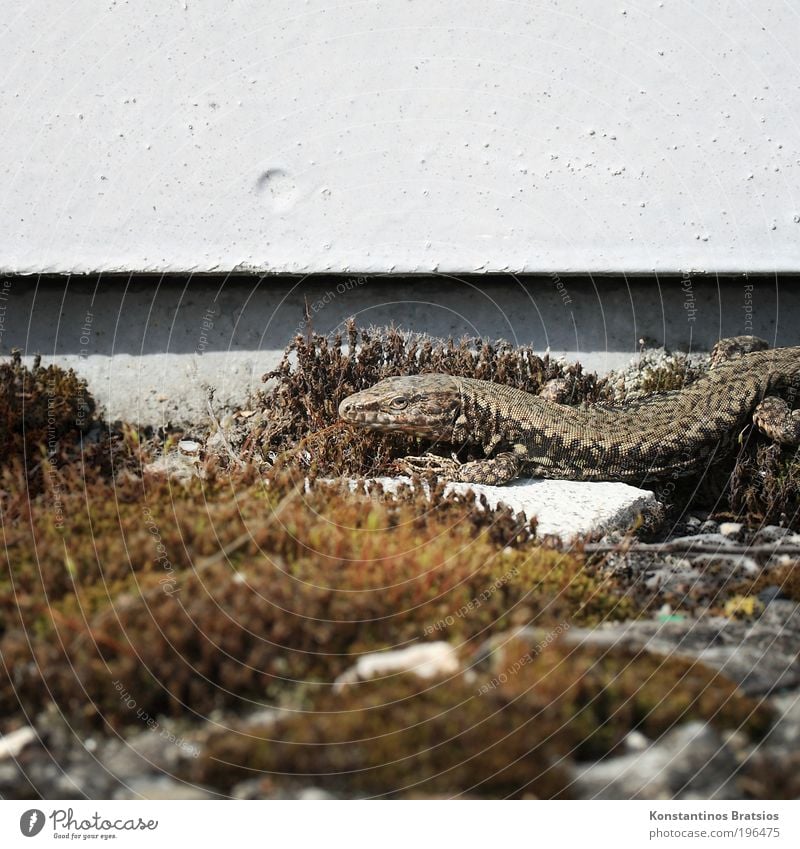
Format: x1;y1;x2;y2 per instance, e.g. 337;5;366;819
338;405;447;439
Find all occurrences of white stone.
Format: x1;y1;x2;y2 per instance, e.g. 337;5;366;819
719;522;744;539
344;476;659;541
0;726;36;760
334;642;460;691
623;730;650;752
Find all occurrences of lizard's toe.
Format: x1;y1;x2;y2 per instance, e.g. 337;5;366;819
398;454;461;479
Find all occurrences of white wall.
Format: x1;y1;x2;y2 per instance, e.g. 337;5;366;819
2;1;799;274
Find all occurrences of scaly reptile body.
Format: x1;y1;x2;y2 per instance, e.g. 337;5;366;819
338;338;800;485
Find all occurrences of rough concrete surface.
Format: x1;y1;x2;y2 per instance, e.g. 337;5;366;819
3;2;800;274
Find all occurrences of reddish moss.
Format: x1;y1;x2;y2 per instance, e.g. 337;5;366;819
244;320;608;477
0;466;634;728
187;636;770;799
727;442;800;528
0;352;94;470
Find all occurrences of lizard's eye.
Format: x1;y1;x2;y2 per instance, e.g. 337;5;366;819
390;396;408;410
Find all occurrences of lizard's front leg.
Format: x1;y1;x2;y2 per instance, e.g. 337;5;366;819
398;451;524;485
752;396;800;446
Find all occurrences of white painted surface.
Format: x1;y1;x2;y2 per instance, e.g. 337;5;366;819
2;1;800;274
346;476;659;539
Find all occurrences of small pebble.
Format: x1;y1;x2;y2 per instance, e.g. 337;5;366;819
623;730;650;751
0;727;37;760
718;522;743;540
298;787;336;800
178;439;201;455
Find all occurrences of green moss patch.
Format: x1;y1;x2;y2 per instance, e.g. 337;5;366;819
187;636;771;799
1;462;634;728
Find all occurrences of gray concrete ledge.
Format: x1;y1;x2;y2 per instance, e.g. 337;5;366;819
1;274;798;426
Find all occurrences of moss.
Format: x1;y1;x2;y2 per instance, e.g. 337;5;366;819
0;338;791;798
740;751;800;799
0;351;95;471
187;636;771;799
244;320;609;477
726;442;800;528
729;560;800;604
637;355;698;394
0;466;635;728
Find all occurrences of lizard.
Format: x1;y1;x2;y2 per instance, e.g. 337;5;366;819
337;336;800;485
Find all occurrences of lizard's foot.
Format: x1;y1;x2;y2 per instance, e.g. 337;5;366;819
399;451;522;485
710;335;769;368
398;454;462;479
753;396;800;446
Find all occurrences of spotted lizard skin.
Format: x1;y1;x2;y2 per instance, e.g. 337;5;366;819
338;337;800;485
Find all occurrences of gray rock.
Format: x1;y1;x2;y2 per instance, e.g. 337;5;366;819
758;585;787;605
0;710;210;800
624;549;759;608
764;690;800;749
664;532;739;548
567;602;800;696
753;525;792;544
572;722;739;799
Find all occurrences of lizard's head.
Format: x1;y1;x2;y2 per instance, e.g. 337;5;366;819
338;375;462;439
